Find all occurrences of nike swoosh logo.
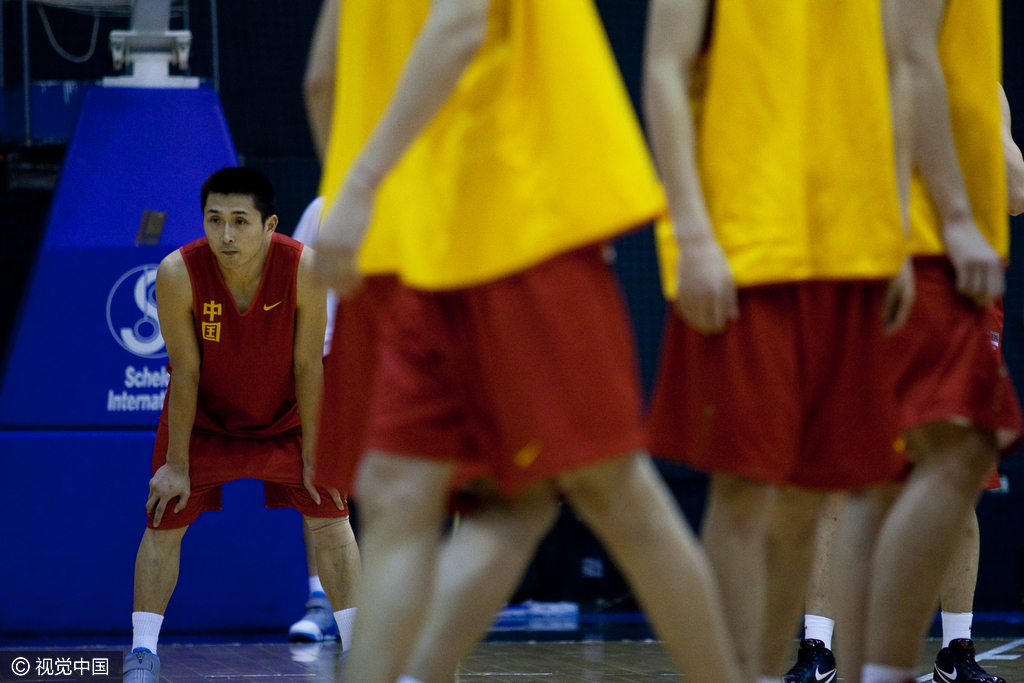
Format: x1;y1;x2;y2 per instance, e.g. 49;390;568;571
263;302;282;311
814;668;836;683
935;666;957;683
514;441;542;469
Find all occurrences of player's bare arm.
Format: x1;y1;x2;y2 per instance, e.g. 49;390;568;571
304;0;340;163
882;0;912;228
149;251;200;527
643;0;738;335
313;0;490;296
999;84;1024;216
293;246;339;509
894;0;1002;305
878;0;915;335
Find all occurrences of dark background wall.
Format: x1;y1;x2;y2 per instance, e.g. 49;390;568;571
1;0;1023;634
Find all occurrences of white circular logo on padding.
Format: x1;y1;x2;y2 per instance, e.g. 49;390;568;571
106;264;167;358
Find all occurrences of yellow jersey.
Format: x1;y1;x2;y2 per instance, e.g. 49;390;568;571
908;0;1006;257
320;0;666;290
657;0;905;297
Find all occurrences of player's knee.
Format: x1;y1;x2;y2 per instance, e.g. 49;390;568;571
705;475;775;537
771;488;826;537
562;456;678;543
710;473;775;507
355;452;452;526
505;487;561;539
908;421;998;488
305;515;356;551
138;525;188;559
142;524;188;544
558;451;647;511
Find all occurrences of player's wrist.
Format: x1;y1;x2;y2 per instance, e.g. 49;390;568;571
937;203;974;232
674;232;723;259
671;211;717;248
164;453;190;473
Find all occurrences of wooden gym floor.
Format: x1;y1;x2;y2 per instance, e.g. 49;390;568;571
4;637;1024;683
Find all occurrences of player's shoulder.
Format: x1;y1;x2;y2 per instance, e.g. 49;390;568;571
289;236;326;307
157;246;193;299
270;233;307;288
294;238;318;284
273;231;305;258
158;247;187;276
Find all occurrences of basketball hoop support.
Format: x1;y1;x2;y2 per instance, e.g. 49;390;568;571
102;0;198;88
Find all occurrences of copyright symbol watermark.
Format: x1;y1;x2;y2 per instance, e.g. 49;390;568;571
10;658;29;677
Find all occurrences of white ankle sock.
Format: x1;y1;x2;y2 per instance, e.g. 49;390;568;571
396;677;425;683
308;576;324;595
335;608;356;653
862;663;916;683
941;611;973;648
804;614;835;650
132;612;164;655
757;677;783;683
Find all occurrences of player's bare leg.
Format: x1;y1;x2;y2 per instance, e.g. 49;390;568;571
304;515;361;649
698;473;776;682
806;493;844;620
939;510;980;615
932;511;1003;683
864;422;996;675
780;493;844;683
304;515;360;610
126;524;189;680
402;484;561;683
134;526;189;614
288;519;340;643
833;483;900;683
560;454;745;683
302;519;318;579
762;487;828;677
344;452;457;683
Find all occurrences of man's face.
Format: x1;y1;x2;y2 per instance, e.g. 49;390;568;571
202;193;277;269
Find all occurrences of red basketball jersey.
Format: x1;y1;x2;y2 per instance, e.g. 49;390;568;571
174;232;303;437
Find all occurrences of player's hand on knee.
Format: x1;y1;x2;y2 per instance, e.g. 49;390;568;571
942;218;1005;306
882;257;915;335
327;487;345;511
302;463;323;506
674;238;739;334
147;462;191;528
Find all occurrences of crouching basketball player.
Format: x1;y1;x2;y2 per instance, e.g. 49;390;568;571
123;168;360;683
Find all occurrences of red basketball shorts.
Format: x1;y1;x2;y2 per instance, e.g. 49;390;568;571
363;245;645;498
314;276;397;494
149;417;349;530
648;280;906;490
891;258;1021;459
986;297;1005;490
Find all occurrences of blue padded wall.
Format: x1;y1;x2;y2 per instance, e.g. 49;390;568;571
0;86;237;428
0;432;309;637
0;85;310;639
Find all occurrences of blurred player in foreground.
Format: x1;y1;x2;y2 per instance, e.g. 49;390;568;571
308;3;745;683
643;0;914;680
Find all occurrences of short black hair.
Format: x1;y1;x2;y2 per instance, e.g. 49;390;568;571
201;167;276;223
